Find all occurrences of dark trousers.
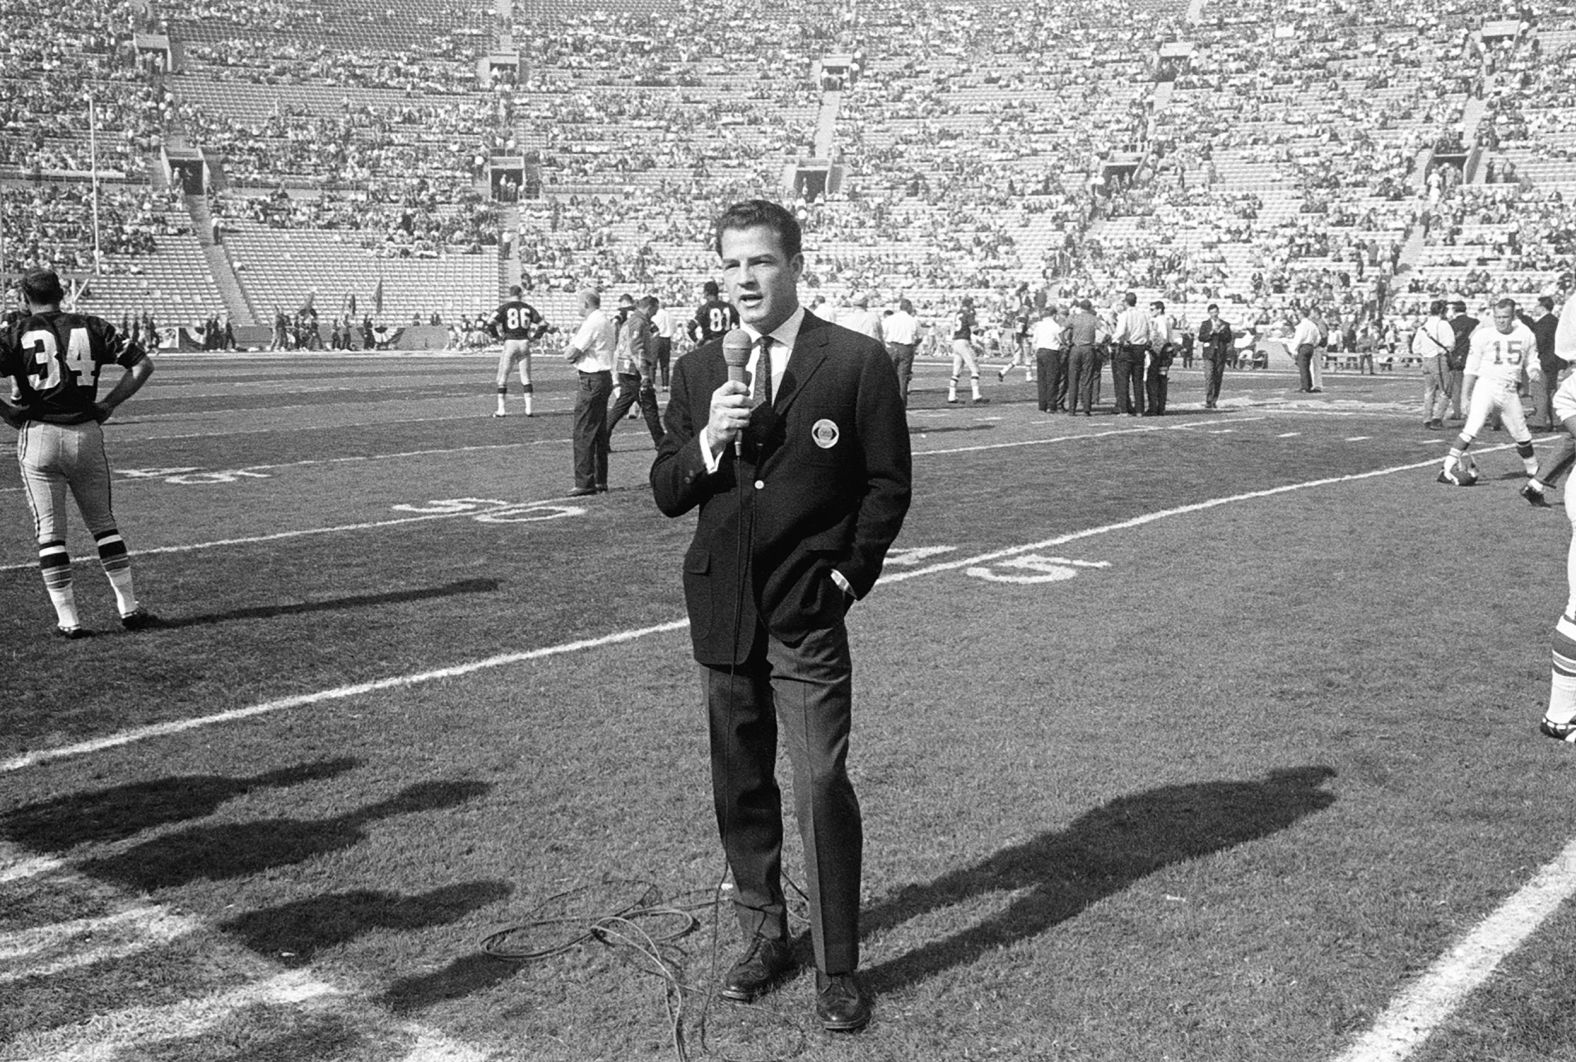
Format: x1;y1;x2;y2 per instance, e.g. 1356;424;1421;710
1112;344;1145;415
572;370;611;489
1296;343;1316;391
703;620;860;974
1036;348;1066;411
656;337;672;388
1203;356;1226;407
1145;352;1171;414
887;342;915;403
1067;345;1097;414
605;371;662;446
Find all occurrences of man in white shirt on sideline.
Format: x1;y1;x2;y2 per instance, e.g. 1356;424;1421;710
1412;299;1456;429
1032;304;1067;412
882;297;920;404
563;289;617;496
652;297;677;390
1291;307;1323;393
1111;292;1150;416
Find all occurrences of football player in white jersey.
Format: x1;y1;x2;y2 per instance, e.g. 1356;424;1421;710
1534;290;1576;742
1440;298;1541;483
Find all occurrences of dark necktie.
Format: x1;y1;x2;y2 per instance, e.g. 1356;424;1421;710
755;335;774;410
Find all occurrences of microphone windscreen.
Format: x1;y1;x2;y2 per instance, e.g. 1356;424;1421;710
721;328;752;385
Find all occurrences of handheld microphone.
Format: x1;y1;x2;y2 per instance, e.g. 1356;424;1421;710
721;328;752;456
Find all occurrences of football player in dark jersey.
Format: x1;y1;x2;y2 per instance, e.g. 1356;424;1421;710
949;296;988;404
0;269;160;637
488;284;551;417
686;279;739;346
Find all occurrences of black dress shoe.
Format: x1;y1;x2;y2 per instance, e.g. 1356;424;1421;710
720;936;794;1002
815;971;870;1032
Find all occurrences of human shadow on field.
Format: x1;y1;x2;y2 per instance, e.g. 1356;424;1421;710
160;577;500;629
222;879;513;966
0;758;358;852
381;951;525;1014
859;766;1337;995
76;779;491;891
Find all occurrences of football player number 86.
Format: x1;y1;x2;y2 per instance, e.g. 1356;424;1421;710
21;328;93;390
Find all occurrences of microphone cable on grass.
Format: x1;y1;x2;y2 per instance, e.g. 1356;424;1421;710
479;872;814;1062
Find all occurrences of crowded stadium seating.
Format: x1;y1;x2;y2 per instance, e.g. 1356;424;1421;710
3;0;1573;352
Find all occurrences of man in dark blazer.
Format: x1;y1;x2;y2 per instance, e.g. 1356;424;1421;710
651;200;911;1033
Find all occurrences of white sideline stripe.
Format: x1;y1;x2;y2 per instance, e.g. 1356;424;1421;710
913;415;1262;456
1330;835;1576;1062
0;908;195;983
0;499;554;573
0;853;68;884
0;903;180;959
4;445;1511;775
7;970;338;1062
0;619;690;772
398;1032;490;1062
882;453;1457;586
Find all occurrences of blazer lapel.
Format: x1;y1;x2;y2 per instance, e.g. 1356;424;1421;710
774;311;831;417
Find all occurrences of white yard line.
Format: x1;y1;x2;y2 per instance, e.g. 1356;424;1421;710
1330;836;1576;1062
0;619;689;772
0;841;490;1062
5;970;339;1062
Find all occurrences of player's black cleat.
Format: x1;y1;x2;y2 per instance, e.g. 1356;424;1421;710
120;608;165;631
55;625;92;640
1541;717;1576;743
1522;483;1552;508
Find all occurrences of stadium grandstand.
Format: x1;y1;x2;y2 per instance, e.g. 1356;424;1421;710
2;0;1573;349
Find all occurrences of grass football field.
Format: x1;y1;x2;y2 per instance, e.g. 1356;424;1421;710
2;351;1574;1062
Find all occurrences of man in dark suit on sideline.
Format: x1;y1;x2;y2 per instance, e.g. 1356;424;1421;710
651;199;911;1034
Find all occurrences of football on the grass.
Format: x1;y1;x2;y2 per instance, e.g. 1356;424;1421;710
1439;454;1480;486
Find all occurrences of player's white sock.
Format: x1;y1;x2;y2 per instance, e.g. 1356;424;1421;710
39;541;80;629
947;377;958;401
971;376;982;400
94;531;139;616
1530;479;1547;493
1549;612;1576;726
495;386;508;415
522;383;534;416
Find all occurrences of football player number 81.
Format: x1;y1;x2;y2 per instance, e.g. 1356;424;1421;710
22;328;93;390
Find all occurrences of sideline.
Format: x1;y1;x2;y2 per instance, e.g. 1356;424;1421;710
2;447;1467;769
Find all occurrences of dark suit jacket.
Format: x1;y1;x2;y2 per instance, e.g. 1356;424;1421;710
651;311;911;666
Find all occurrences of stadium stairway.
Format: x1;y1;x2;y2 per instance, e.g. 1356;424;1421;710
185;194;255;325
814;91;840;159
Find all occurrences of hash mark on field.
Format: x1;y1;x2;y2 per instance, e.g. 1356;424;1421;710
1330;835;1576;1062
1346;436;1372;442
1277;432;1302;438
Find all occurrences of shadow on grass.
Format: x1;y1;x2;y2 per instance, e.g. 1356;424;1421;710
0;758;358;852
860;766;1337;995
75;779;492;890
381;951;525;1014
908;424;994;435
159;578;500;629
223;880;513;966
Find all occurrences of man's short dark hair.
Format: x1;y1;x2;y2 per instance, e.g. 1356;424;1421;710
703;280;719;297
21;268;65;307
1151;301;1165;312
713;199;802;261
1449;301;1467;313
1539;296;1555;311
898;298;914;314
638;295;658;313
1123;292;1137;306
1429;299;1447;316
509;284;523;297
1495;297;1518;313
1207;303;1219;312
